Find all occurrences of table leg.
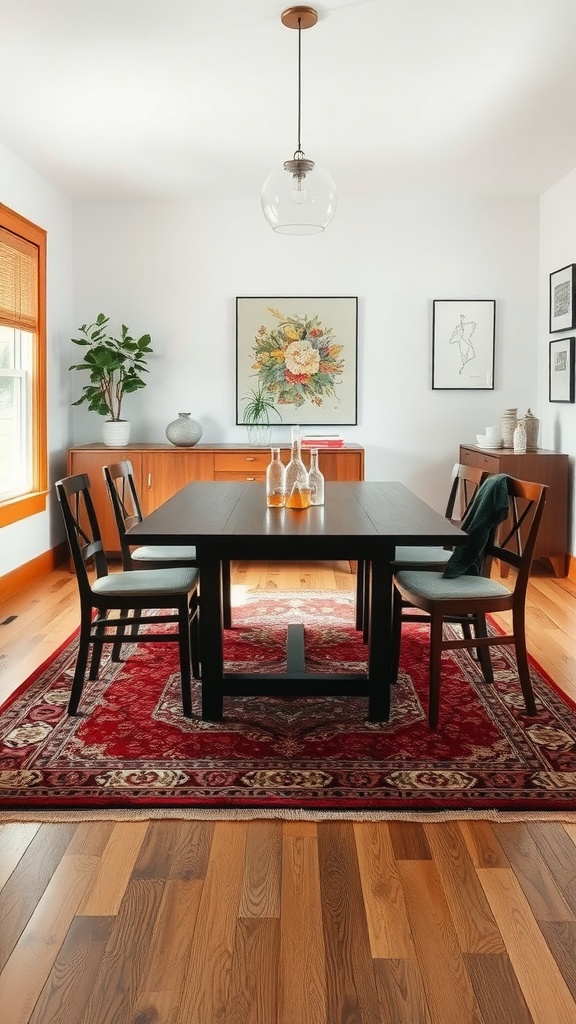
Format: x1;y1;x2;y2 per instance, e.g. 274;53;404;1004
198;554;225;720
367;553;393;722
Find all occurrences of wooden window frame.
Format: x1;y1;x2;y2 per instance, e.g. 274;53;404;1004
0;203;48;528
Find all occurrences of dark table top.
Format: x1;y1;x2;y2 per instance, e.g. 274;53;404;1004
127;480;467;559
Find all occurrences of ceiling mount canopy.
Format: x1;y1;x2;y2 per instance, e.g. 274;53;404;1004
261;6;337;235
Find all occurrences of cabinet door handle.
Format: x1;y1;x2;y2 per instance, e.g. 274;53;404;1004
246;456;256;462
147;474;152;488
246;476;256;481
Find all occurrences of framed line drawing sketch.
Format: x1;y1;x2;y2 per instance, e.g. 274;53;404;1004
236;296;358;425
432;299;495;390
549;265;576;333
549;336;575;402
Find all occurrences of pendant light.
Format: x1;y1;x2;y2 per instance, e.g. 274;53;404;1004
261;6;337;234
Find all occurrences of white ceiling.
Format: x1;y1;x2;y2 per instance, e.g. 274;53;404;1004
3;0;576;202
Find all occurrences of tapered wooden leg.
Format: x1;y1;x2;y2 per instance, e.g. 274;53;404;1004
513;608;536;715
69;612;91;715
428;614;444;729
473;614;494;683
178;597;193;718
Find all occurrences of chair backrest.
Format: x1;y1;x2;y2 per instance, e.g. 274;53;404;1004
444;463;488;525
55;473;109;597
103;460;144;570
485;478;548;589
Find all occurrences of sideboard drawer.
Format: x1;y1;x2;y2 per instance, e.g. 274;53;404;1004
460;447;502;473
214;451;270;475
214;470;266;482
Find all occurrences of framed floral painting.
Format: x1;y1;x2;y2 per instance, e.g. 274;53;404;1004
236;296;358;426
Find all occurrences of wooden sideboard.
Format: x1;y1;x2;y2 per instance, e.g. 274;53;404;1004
67;442;365;556
459;444;569;577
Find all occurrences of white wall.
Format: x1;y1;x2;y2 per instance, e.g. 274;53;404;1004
73;195;539;513
539;171;576;556
0;143;73;578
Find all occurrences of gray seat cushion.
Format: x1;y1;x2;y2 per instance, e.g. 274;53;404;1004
392;546;451;569
131;544;197;562
395;569;510;602
92;566;199;597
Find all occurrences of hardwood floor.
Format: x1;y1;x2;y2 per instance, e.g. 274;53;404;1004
1;559;576;1023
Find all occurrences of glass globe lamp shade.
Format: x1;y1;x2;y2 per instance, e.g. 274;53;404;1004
261;157;337;235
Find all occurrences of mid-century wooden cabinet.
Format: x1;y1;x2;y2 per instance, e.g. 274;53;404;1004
67;442;365;556
459;443;569;577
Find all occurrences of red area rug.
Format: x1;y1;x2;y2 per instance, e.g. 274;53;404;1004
1;591;576;812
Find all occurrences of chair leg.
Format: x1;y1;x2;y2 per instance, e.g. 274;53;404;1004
428;614;444;729
178;598;193;717
472;614;494;684
190;594;200;680
68;612;92;714
89;612;110;679
111;608;133;661
512;608;537;716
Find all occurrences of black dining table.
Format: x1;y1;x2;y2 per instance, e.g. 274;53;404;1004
126;480;467;722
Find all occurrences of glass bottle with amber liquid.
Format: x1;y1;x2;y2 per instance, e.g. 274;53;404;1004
308;448;325;505
285;426;310;509
266;448;286;507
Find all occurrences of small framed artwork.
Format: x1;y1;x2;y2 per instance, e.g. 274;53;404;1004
549;336;575;402
236;296;358;425
432;299;495;390
549;265;576;333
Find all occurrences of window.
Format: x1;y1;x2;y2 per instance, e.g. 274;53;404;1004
0;204;47;528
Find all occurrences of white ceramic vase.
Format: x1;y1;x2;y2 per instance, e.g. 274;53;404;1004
102;419;131;447
513;421;527;453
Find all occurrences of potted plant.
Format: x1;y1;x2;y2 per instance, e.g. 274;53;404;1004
70;313;153;447
241;383;281;445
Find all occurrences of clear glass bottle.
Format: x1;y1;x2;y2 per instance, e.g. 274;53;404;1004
285;426;310;508
308;448;325;505
266;448;286;507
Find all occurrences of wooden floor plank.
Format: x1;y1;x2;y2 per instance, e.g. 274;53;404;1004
131;818;214;881
493;823;575;923
226;918;281;1024
239;819;282;919
373;958;431;1024
279;828;327;1024
28;916;114;1024
0;853;99;1024
177;822;248;1023
398;859;481;1024
464;951;533;1024
457;821;509;870
0;824;77;973
353;821;416;959
318;821;380;1024
77;878;166;1024
78;821;149;916
424;822;506;955
0;823;42;890
477;866;576;1024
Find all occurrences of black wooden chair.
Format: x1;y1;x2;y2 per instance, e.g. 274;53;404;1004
103;460;232;627
392;476;547;728
56;472;200;717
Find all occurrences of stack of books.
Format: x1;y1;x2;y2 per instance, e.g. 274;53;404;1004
300;433;345;449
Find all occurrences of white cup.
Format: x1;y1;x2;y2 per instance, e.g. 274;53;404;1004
485;425;501;444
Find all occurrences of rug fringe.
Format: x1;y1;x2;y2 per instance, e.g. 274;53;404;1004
2;808;576;824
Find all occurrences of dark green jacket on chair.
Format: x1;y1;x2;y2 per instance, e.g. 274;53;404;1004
442;473;512;579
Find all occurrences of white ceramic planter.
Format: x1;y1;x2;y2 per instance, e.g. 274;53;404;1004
102;419;131;447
